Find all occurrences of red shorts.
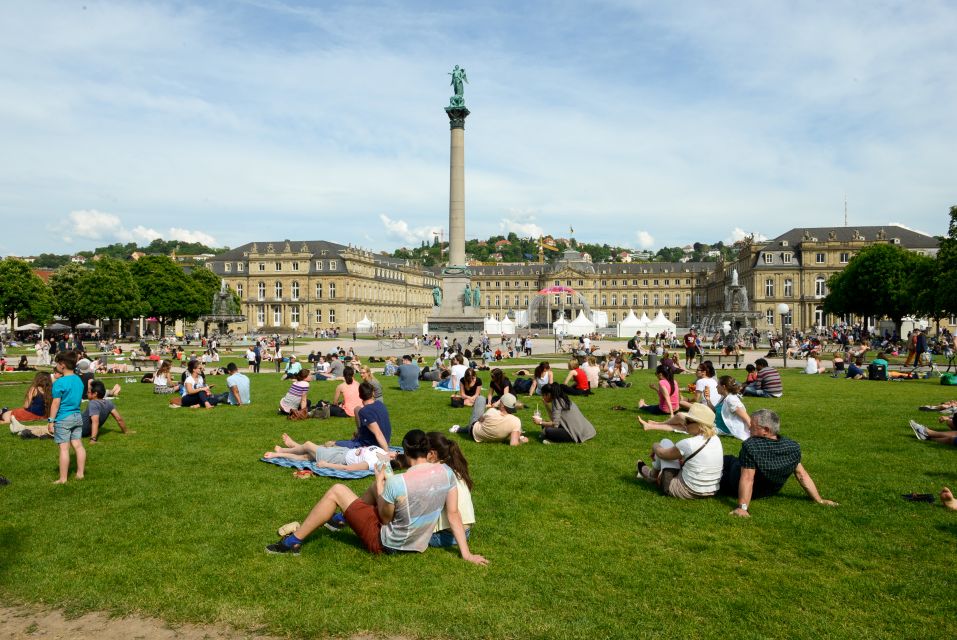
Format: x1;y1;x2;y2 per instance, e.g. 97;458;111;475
343;499;384;554
10;408;43;422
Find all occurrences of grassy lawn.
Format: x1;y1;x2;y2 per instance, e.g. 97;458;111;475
1;367;955;639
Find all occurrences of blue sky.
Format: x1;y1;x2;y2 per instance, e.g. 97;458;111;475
1;0;955;256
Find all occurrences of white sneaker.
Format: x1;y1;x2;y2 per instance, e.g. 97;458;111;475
909;420;928;440
449;424;461;433
9;415;25;435
541;438;553;445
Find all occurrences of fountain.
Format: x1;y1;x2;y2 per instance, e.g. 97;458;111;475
199;280;246;337
699;268;763;347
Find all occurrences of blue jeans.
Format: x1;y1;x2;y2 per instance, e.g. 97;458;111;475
428;527;471;548
743;386;780;398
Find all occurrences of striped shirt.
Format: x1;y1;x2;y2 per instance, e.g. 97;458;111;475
279;380;310;413
755;367;783;397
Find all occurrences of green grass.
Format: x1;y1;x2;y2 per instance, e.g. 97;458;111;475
1;369;956;639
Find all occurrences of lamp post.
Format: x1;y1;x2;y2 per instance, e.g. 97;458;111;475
776;303;790;369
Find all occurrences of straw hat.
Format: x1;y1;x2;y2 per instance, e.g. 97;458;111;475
684;403;716;429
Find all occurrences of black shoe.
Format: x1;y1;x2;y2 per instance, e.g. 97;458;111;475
265;541;301;555
0;476;9;486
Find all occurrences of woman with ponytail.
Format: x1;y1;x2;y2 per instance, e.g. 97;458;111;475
426;432;476;547
638;364;679;418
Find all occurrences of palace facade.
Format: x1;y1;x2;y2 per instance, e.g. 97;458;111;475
205;225;939;335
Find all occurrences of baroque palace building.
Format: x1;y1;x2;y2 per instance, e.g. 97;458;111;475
205;225;938;335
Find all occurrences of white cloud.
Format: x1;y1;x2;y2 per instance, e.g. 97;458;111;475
727;228;767;244
636;231;655;249
379;214;441;246
67;210;124;240
501;218;544;239
64;209;216;247
168;227;218;246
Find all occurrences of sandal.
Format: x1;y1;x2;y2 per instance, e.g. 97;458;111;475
610;405;627;411
292;470;313;479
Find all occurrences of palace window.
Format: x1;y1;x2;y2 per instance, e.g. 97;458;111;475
291;281;299;301
315;261;323;271
258;282;265;301
237;263;244;272
784;279;793;297
328;260;338;270
290;306;299;323
782;253;792;264
315;309;322;323
653;294;659;306
275;262;282;271
765;279;774;297
258;263;265;271
274;281;283;299
272;305;281;325
224;263;231;273
840;252;850;263
816;253;825;264
763;253;773;264
236;284;243;299
815;276;827;297
674;293;681;305
329;283;336;299
329;309;336;323
766;309;774;325
257;305;265;324
643;294;649;306
632;294;639;306
292;262;299;272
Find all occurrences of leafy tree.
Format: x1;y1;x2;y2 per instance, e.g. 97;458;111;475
49;264;95;328
935;205;957;317
129;256;195;337
188;267;221;319
0;258;54;327
77;258;144;326
824;244;920;336
33;253;71;269
656;247;685;262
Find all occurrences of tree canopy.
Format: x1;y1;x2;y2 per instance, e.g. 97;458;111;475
0;258;53;326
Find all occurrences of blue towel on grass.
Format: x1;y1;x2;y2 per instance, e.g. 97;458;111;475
260;446;404;479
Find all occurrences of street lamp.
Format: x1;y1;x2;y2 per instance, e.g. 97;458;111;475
776;303;790;368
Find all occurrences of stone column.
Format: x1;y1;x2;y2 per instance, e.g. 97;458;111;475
447;107;469;267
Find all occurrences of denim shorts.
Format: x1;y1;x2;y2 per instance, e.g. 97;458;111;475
428;527;471;548
53;413;83;444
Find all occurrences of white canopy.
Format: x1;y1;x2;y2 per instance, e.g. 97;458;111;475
567;310;597;336
617;309;644;337
484;314;502;335
355;315;375;332
552;314;571;335
590;310;608;329
646;310;676;334
500;314;516;335
512;309;529;328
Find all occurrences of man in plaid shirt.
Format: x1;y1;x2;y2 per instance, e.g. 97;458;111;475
720;409;838;518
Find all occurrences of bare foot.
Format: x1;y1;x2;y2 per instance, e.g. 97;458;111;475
264;452;276;459
638;399;648;408
75;475;84;480
942;487;957;511
282;433;296;447
53;479;67;485
519;436;529;444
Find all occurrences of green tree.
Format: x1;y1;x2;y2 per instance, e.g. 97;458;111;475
49;264;95;328
77;259;144;328
824;244;920;336
935;205;957;317
0;258;54;327
656;247;685;262
188;267;221;319
129;256;195;337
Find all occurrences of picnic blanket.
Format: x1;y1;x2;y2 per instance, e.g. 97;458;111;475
260;446;404;479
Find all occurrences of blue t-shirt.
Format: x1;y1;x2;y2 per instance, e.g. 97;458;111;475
356;400;392;446
226;373;251;405
52;374;85;419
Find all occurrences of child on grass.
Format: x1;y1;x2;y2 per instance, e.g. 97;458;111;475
47;351;86;484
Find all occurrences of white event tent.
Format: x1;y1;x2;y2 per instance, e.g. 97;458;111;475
567;310;597;337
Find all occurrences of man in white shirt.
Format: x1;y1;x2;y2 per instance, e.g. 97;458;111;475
226;363;251;405
449;354;468;392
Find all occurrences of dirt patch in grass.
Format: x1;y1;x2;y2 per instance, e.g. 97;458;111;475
0;604;413;640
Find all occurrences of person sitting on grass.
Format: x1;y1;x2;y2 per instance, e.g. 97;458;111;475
580;355;602;391
637;365;679;419
181;361;227;409
454;368;483;407
359;366;384;400
486;368;510;403
333;381;391;450
640;375;751;441
16;355;35;371
82;380;131;443
527;361;554;397
532;383;596;444
635;403;723;500
1;371;52;425
153;360;181;395
226;362;251;405
678;360;717;410
77;358;121;400
426;432;477;547
909;417;957;446
326;366;362;418
722;409;838;518
561;359;591;396
449;392;526;446
397;355;420;391
282;355;302;380
742;358;783;398
845;356;866;380
264;432;389;471
278;369;311;416
265;429;488;565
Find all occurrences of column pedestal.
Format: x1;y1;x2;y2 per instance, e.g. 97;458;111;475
427;274;485;334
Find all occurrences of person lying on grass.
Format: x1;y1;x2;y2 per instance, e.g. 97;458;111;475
265;429;488;565
909;418;957;446
449;393;526;446
82;380;131;443
721;409;838;518
264;433;391;471
917;400;957;413
636;403;723;499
